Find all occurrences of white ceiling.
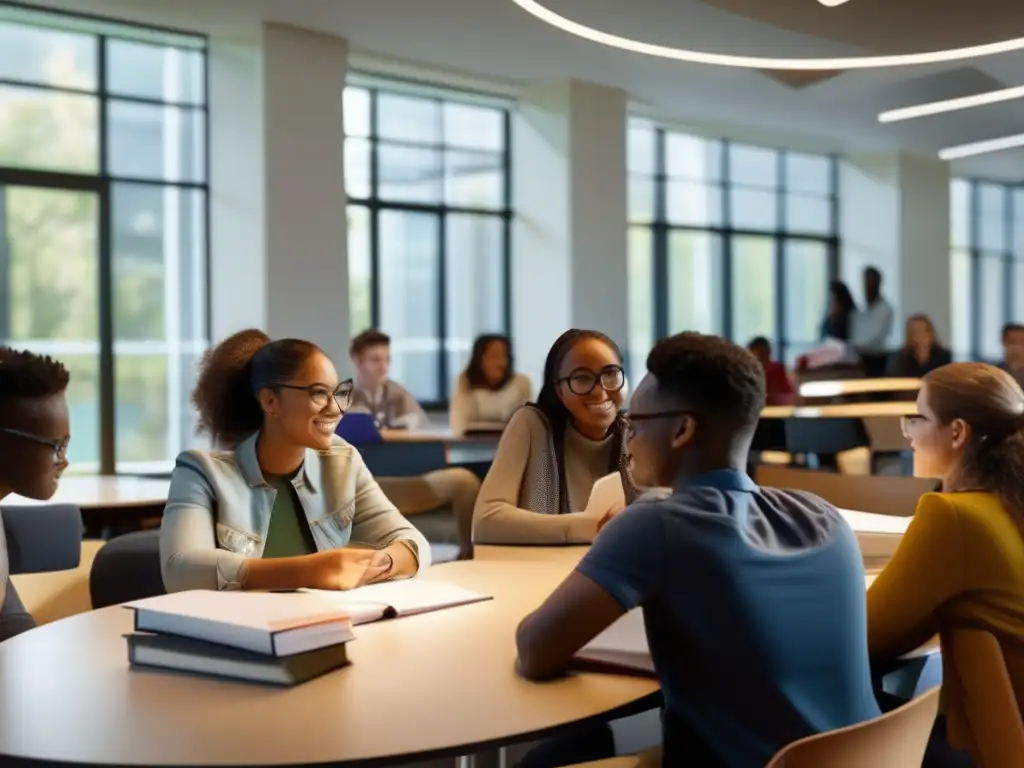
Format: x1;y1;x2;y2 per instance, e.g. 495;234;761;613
28;0;1024;180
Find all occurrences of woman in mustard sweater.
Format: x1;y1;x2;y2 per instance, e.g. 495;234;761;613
868;362;1024;767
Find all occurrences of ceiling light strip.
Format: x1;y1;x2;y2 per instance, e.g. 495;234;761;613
511;0;1024;70
938;133;1024;161
818;0;853;6
880;85;1024;123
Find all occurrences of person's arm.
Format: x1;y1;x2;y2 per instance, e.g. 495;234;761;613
348;450;431;576
866;494;966;660
472;409;599;545
449;375;475;436
517;506;663;680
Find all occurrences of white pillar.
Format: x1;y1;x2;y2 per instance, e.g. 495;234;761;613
263;23;351;364
840;152;951;347
512;80;628;386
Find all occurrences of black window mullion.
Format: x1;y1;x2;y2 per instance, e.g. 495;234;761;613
97;33;116;475
652;129;668;341
368;89;380;330
1005;186;1014;333
720;139;733;340
502;110;512;338
774;151;786;360
969;182;982;360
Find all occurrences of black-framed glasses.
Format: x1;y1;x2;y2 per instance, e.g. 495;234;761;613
900;414;926;439
559;365;625;396
624;410;692;439
278;379;354;411
0;427;69;465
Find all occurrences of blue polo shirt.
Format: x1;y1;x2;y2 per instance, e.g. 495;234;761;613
577;470;880;768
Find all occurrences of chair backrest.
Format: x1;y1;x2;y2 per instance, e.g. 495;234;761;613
944;628;1024;768
766;686;940;768
0;504;84;574
754;465;937;517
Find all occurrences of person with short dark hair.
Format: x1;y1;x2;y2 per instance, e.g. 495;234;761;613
450;334;531;436
516;332;880;767
1000;323;1024;384
747;336;796;405
0;347;71;640
348;330;428;429
852;266;895;377
160;329;430;593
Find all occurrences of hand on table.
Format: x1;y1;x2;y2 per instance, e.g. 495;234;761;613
309;548;394;590
595;501;626;535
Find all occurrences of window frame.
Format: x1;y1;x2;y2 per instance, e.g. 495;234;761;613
345;80;512;407
630;125;840;368
0;3;210;474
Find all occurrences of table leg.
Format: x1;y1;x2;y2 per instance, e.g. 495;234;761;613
456;756;474;768
498;746;508;768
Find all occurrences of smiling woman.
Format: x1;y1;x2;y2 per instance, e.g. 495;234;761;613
159;329;430;595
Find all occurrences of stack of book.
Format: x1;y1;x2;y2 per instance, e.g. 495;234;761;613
125;580;491;686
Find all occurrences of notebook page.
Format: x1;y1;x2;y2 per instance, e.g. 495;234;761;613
302;580;489;619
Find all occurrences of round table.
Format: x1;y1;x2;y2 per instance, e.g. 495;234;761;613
5;476;170;509
0;560;659;767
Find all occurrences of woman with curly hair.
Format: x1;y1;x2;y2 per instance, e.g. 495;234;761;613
160;329;430;593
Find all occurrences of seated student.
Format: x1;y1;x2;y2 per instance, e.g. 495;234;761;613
516;332;881;768
347;328;480;561
160;329;431;593
868;362;1024;767
473;329;634;545
449;334;531;436
747;336;796;405
886;314;952;378
349;330;428;429
0;349;71;641
1000;322;1024;386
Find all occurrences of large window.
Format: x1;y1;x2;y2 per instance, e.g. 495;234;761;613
0;6;208;474
344;81;511;405
950;178;1024;361
628;120;838;375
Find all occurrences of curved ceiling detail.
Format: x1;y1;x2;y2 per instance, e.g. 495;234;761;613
512;0;1024;70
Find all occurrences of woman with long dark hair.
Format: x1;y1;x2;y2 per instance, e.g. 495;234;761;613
473;329;635;545
449;334;532;436
821;280;857;342
886;314;952;378
869;362;1024;766
160;329;430;593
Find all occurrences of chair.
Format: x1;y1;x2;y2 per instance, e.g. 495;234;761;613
89;529;165;609
754;465;938;517
0;504;84;574
943;628;1024;767
766;686;940;767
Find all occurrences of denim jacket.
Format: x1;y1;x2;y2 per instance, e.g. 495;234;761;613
160;433;431;593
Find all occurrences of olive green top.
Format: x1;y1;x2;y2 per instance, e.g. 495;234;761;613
261;474;317;559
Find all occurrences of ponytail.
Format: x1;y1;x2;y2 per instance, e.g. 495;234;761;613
192;329;271;447
967;420;1024;520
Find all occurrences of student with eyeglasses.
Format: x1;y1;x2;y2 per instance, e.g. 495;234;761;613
472;328;635;545
160;329;430;594
0;348;72;640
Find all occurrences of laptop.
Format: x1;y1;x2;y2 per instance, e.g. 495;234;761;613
335;412;383;445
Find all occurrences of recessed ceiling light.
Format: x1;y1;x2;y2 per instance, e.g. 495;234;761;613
819;0;852;5
938;133;1024;160
511;0;1024;69
880;85;1024;123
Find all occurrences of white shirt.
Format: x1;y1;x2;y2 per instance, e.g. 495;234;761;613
852;298;894;353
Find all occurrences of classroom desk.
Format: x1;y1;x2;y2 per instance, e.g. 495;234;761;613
798;378;921;399
0;561;659;768
377;428;500;468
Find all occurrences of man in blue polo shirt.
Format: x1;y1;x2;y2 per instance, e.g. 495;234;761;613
516;332;880;767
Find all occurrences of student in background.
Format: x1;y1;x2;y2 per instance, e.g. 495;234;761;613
345;329;481;560
160;329;431;593
747;336;796;405
516;333;880;767
0;348;72;641
1000;323;1024;385
473;329;634;545
450;334;532;436
852;266;895;377
886;314;952;378
348;330;428;430
821;280;857;342
869;362;1024;767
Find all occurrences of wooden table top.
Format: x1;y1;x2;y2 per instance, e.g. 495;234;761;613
4;476;171;509
0;560;658;767
761;401;918;419
798;378;921;398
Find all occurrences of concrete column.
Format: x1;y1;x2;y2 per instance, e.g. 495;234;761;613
512;80;628;386
840;152;951;347
263;23;350;364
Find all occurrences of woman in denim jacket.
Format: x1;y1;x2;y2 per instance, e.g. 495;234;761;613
160;329;430;593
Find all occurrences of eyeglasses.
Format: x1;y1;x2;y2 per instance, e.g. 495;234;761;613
624;410;692;439
278;379;354;411
900;414;926;439
559;365;625;396
0;427;69;465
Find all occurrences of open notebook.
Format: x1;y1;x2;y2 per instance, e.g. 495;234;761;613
572;609;654;677
300;580;491;625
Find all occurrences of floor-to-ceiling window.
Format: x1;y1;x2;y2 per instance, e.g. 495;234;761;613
950;178;1024;361
627;119;838;377
343;78;511;406
0;5;209;474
